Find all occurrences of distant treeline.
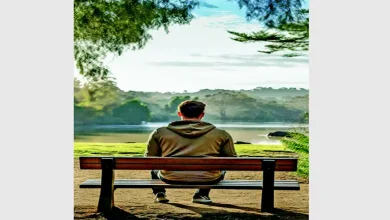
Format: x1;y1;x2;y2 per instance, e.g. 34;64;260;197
74;78;309;125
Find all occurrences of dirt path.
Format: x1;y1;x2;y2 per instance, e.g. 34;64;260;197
74;159;309;220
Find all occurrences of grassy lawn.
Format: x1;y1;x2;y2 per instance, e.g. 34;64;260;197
74;142;297;158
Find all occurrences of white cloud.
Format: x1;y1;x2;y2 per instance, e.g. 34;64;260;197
94;13;309;92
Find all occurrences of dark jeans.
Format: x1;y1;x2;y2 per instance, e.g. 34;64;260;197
151;170;226;197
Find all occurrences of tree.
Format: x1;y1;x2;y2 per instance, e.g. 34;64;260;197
74;77;124;113
83;77;124;111
74;0;305;79
228;9;308;57
233;0;305;28
112;99;151;124
165;95;191;113
206;92;232;120
205;91;259;120
74;105;99;125
74;0;199;80
74;78;82;93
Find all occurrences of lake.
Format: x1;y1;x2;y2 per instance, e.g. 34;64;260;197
74;122;308;145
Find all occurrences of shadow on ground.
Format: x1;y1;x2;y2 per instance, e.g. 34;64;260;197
75;204;308;220
168;203;308;220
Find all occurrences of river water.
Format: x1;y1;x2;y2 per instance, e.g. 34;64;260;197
74;122;308;145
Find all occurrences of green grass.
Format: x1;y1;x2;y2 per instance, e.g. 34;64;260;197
74;142;296;158
280;133;309;178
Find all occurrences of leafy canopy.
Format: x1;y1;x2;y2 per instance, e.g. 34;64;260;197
228;8;308;57
232;0;305;28
112;99;151;124
74;0;305;79
74;0;199;80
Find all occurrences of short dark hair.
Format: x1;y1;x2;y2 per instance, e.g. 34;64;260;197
178;100;206;118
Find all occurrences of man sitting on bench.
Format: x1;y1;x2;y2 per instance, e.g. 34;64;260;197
144;100;237;204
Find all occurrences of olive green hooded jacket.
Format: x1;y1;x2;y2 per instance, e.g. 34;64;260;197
144;120;237;182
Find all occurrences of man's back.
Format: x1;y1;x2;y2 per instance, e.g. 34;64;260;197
145;120;237;182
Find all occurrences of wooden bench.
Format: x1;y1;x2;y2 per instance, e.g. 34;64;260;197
79;156;300;214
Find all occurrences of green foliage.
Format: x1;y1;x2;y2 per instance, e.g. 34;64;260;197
205;91;257;120
143;101;170;122
74;78;153;125
74;77;126;125
74;78;309;124
74;105;99;125
228;9;309;56
74;0;199;80
74;0;306;79
112;99;151;124
283;94;309;112
165;95;191;113
75;77;123;107
85;78;124;111
301;111;309;123
281;132;309;177
202;91;304;122
232;0;305;28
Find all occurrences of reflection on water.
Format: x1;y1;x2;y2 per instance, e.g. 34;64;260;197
74;122;308;145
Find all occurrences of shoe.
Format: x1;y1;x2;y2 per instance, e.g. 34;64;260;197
154;192;169;203
192;194;212;204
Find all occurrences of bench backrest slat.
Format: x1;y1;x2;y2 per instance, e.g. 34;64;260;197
79;157;298;171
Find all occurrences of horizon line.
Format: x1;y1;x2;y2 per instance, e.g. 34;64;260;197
124;86;309;94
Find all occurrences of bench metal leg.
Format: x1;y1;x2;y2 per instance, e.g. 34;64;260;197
261;160;275;212
97;158;115;214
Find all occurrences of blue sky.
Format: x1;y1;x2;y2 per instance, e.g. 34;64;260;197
75;0;309;92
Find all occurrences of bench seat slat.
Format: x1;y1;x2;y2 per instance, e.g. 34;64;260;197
80;179;300;190
79;157;298;171
80;164;295;171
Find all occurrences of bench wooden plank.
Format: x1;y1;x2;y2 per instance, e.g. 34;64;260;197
80;156;297;164
78;157;300;214
79;157;298;171
80;179;300;190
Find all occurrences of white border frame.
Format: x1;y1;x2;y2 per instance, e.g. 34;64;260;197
1;0;390;219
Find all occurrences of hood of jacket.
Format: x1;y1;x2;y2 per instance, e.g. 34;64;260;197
166;120;216;138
